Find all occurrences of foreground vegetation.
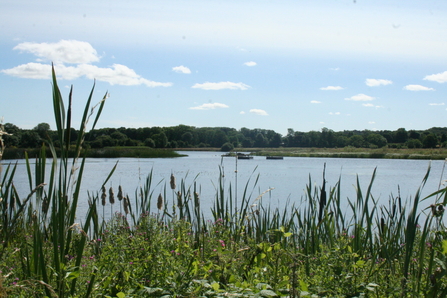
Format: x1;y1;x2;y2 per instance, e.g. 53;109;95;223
2;68;447;297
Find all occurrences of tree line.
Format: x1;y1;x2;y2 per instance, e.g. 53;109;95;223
2;122;446;151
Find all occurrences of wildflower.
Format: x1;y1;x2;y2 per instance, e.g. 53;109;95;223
219;240;225;247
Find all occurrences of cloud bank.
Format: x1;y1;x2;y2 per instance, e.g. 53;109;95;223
13;40;100;64
192;82;250;90
1;40;172;87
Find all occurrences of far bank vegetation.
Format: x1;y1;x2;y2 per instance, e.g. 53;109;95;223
2;122;447;159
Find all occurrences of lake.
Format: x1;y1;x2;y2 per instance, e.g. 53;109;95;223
2;151;447;220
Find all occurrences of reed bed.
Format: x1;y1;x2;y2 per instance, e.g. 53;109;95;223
1;71;447;297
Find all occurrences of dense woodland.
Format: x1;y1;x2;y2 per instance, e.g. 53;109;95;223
2;122;446;151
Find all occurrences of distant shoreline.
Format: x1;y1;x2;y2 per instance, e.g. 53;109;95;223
178;147;447;160
3;146;447;160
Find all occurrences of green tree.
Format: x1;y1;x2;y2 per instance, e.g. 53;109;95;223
254;133;267;147
182;132;194;146
367;133;387;148
144;138;155;148
394;128;408;143
111;131;128;146
221;142;234;152
406;139;422;149
211;130;229;147
33;122;51;140
423;133;438;148
153;132;168;148
349;135;364;148
20;130;41;148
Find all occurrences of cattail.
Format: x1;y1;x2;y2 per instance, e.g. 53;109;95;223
117;185;123;201
101;186;107;206
42;196;49;214
177;191;182;208
123;196;129;214
157;193;163;210
170;173;176;190
194;192;200;207
109;187;115;204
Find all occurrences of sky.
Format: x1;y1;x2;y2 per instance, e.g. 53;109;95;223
1;0;447;136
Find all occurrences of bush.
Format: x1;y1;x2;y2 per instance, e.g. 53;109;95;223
220;142;234;152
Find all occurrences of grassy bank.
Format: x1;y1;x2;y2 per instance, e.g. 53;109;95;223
2;69;447;297
2;146;184;159
248;147;447;160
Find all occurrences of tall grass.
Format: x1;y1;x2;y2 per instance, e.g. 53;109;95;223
2;70;447;296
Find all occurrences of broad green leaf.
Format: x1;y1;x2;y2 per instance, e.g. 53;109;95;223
442;240;447;255
299;280;308;291
211;282;220;291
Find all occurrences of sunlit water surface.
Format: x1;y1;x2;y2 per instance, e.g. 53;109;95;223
2;151;446;221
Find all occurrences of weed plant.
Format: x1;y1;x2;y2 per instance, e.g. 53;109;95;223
2;70;447;297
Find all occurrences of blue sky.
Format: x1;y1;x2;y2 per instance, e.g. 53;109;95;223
1;0;447;136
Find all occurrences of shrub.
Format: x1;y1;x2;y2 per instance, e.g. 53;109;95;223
220;142;234;152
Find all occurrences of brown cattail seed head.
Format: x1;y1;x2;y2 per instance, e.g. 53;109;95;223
194;192;200;206
123;196;129;214
177;191;182;208
118;185;123;201
101;192;106;206
42;196;49;214
109;187;115;205
170;173;176;190
157;193;163;210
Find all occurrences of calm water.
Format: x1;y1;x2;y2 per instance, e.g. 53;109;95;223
2;151;447;219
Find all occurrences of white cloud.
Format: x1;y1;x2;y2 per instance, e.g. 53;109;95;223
1;62;172;87
2;62;54;79
192;81;250;90
330;68;340;71
189;103;229;110
368;121;376;124
404;84;435;91
240;111;246;114
244;61;257;67
345;94;375;101
249;109;268;116
13;40;100;64
310;100;321;104
320;86;343;91
363;103;383;108
365;78;392;87
2;40;172;87
172;65;191;74
329;112;340;115
424;71;447;83
429;103;445;106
